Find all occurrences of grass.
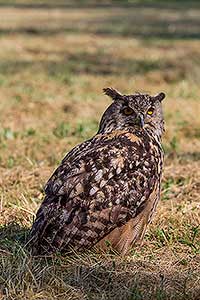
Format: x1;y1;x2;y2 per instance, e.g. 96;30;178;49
0;0;200;299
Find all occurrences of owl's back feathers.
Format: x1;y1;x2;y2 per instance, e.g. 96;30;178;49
28;129;163;255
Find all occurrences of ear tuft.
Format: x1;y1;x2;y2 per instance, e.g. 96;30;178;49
103;87;123;101
153;92;166;102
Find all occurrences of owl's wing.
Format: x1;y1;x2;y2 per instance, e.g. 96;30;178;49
28;132;159;254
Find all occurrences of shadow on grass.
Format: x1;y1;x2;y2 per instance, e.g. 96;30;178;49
0;1;200;40
178;152;200;162
0;51;186;82
1;20;200;41
0;222;29;253
0;223;199;299
70;261;200;300
0;0;200;9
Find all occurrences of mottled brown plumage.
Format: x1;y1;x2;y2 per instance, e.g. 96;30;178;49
28;88;166;255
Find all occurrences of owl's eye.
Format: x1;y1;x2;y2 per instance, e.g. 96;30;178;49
122;107;134;115
147;108;154;115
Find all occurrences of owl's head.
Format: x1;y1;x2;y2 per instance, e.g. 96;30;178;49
98;87;166;138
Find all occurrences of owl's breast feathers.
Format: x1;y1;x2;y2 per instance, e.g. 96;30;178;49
28;129;163;254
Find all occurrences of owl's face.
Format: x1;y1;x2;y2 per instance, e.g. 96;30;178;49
99;88;165;138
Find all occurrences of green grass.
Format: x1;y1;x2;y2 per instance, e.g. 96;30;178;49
0;1;199;299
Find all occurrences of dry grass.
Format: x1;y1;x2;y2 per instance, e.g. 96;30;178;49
0;1;200;299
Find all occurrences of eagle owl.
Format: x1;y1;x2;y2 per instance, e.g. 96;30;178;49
28;88;165;255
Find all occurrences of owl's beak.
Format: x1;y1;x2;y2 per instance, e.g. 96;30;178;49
137;114;145;128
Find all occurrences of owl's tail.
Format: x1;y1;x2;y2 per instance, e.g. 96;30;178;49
115;213;148;255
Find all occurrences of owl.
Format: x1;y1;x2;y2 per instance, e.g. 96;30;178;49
28;88;166;255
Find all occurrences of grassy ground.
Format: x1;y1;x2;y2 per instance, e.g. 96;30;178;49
0;1;200;299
